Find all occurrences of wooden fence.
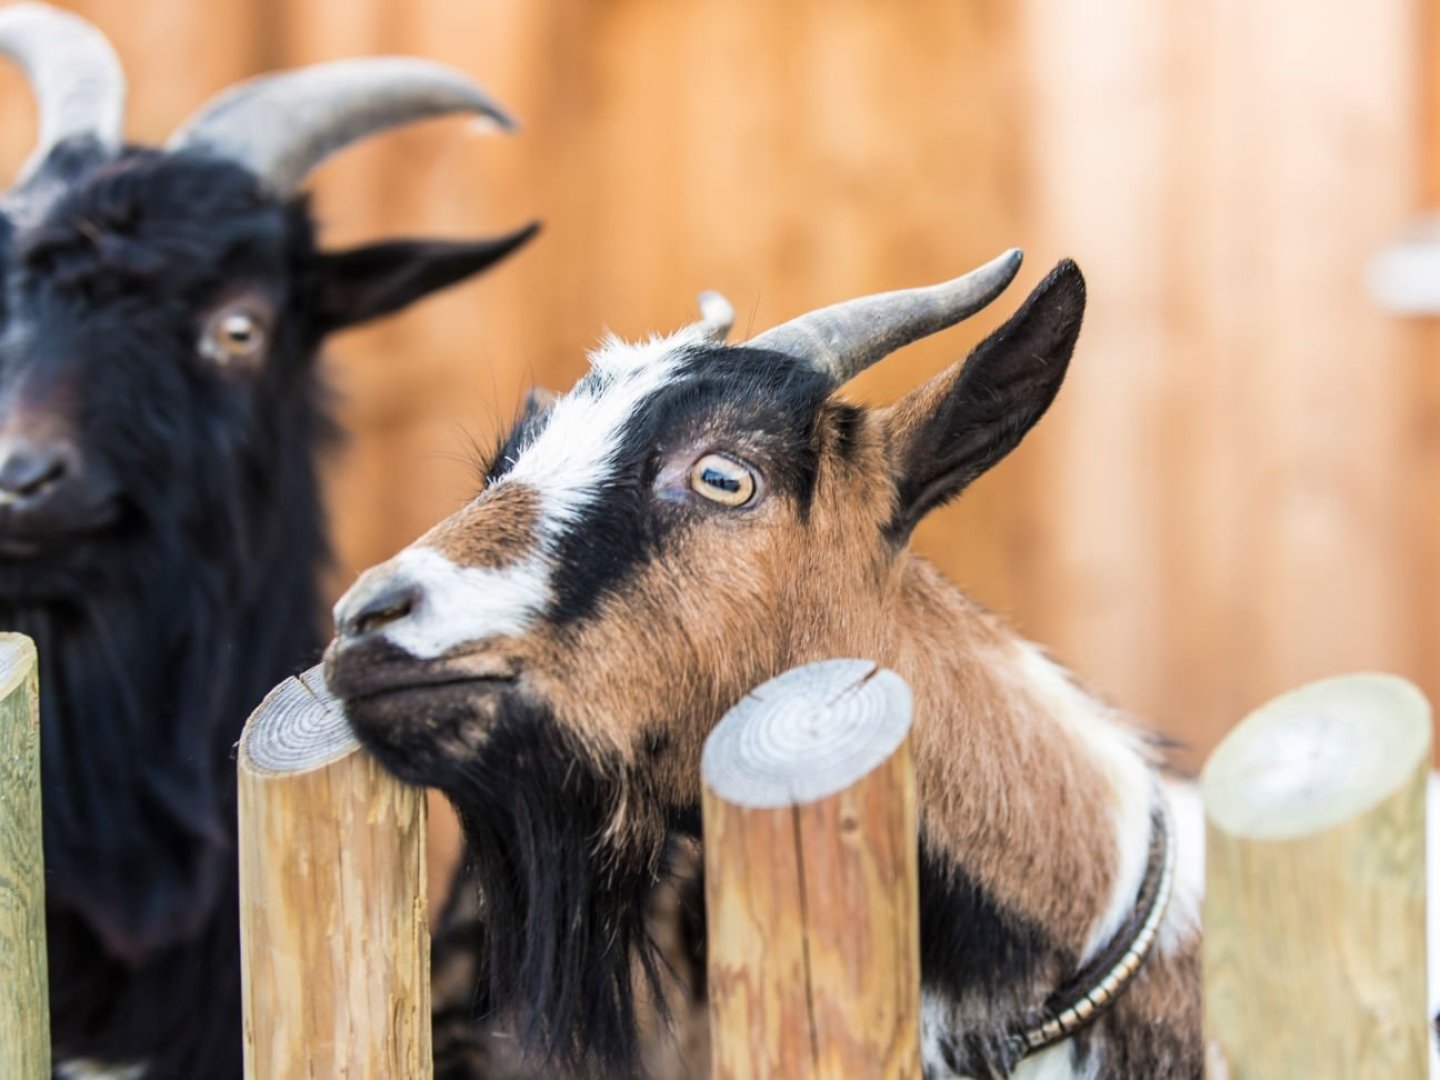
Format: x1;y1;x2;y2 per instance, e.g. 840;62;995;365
0;634;46;1080
700;660;920;1077
232;663;1440;1079
1202;674;1432;1076
1;646;1434;1077
236;666;431;1079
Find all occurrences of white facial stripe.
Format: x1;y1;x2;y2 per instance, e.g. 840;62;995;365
345;327;708;660
505;328;706;541
352;546;550;661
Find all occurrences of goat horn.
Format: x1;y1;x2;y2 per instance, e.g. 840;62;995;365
0;3;126;183
693;290;735;342
166;57;515;196
746;248;1024;383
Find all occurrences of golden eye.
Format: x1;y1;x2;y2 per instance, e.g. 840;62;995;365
689;453;756;507
201;308;269;365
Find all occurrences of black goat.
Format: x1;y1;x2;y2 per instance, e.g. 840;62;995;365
0;5;535;1077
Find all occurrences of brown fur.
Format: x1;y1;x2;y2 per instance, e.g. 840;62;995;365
892;564;1122;951
411;403;1142;974
329;260;1201;1075
421;482;539;568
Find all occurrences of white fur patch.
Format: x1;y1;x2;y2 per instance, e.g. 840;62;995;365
505;328;706;538
340;547;549;661
919;993;949;1074
1009;643;1156;963
345;327;708;660
1011;1041;1100;1080
56;1062;145;1080
1159;779;1203;956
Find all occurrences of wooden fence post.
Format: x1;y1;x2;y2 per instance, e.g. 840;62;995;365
1201;674;1431;1078
701;659;920;1080
0;633;45;1079
237;665;431;1080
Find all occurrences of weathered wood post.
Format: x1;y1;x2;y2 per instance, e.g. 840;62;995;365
702;659;920;1079
236;665;431;1080
0;633;46;1079
1202;674;1431;1078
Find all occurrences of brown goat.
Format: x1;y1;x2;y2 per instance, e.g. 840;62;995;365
325;253;1205;1078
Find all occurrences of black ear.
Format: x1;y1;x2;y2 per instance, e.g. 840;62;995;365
884;259;1085;539
313;221;540;333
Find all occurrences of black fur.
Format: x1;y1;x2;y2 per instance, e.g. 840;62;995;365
827;399;866;461
919;838;1069;1016
352;690;672;1077
483;385;558;484
540;347;830;627
0;140;532;1076
919;839;1072;1077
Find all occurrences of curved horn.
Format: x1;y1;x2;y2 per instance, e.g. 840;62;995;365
0;3;125;182
747;248;1024;383
692;290;735;342
166;57;515;195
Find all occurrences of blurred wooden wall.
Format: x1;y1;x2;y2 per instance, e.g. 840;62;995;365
2;0;1435;765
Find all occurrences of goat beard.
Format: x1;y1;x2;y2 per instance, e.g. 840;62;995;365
423;699;681;1077
8;564;234;961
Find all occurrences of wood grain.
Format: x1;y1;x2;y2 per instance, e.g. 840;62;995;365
0;633;46;1080
1201;674;1431;1078
1017;0;1422;768
702;660;920;1080
237;665;431;1080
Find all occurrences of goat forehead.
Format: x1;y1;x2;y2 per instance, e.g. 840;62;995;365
503;330;705;539
377;336;702;656
501;333;827;535
11;156;288;292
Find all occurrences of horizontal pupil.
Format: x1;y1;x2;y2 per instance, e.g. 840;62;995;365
701;467;742;493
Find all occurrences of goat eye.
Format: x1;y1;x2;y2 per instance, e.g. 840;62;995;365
689;453;756;507
200;307;269;366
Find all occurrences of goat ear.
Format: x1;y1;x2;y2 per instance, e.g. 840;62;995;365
882;259;1085;539
313;221;540;333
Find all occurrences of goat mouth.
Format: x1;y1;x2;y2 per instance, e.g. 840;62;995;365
0;536;43;558
325;644;521;707
347;671;518;707
0;506;124;560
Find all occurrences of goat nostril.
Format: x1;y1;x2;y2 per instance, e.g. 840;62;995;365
345;583;420;640
15;457;66;497
0;444;73;505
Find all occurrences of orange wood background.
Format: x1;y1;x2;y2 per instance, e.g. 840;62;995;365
0;0;1434;767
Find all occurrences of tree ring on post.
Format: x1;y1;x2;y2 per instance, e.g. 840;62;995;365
702;658;913;809
240;666;358;775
